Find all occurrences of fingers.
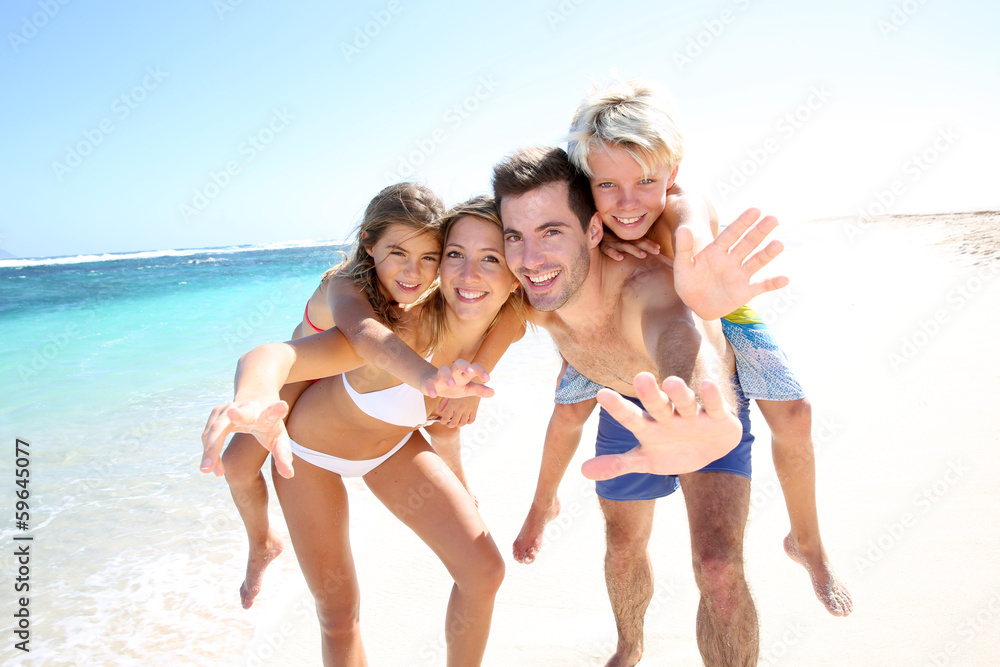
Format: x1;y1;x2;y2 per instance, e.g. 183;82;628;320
698;379;730;420
601;244;625;261
731;215;780;261
201;404;233;475
674;225;694;264
271;432;295;478
740;239;784;276
595;387;648;433
580;448;650;481
631;372;675;422
716;208;762;249
659;376;699;419
633;237;660;256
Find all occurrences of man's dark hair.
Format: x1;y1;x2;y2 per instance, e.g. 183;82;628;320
491;146;596;230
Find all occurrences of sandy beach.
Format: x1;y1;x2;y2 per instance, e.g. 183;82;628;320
233;211;1000;666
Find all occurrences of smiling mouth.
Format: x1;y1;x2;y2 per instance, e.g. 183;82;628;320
455;288;489;303
396;280;421;293
524;269;560;288
613;214;645;227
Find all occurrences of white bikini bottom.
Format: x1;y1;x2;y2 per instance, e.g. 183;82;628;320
289;433;412;477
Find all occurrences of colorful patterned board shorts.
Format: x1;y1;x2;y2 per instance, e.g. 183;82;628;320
553;304;804;405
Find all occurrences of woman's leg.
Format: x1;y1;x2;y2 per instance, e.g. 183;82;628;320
221;379;310;609
364;433;504;667
272;457;367;666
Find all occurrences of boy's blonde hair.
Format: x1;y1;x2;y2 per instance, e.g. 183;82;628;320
567;79;685;177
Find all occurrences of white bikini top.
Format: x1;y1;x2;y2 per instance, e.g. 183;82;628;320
341;373;432;428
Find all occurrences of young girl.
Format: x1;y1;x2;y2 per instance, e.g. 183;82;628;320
202;197;524;664
212;182;446;609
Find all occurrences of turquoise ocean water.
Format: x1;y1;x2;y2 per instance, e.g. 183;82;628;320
0;243;349;665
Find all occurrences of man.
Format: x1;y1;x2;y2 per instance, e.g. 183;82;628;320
493;146;777;666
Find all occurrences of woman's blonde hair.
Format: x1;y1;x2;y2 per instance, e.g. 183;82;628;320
415;195;527;353
567;78;685;177
323;182;445;331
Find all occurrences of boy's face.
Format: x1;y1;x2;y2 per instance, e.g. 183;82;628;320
587;144;678;241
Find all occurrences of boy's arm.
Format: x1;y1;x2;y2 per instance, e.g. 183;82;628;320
326;276;489;397
581;285;742;480
663;189;788;320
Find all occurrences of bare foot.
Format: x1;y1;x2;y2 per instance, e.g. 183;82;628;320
605;644;642;667
512;498;561;564
784;534;853;616
240;535;284;609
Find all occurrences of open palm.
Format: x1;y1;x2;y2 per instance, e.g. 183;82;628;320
674;208;788;320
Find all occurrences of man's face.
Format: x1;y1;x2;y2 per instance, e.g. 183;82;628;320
500;181;598;312
587;144;678;241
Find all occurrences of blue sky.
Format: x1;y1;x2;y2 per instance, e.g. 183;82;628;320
2;0;997;259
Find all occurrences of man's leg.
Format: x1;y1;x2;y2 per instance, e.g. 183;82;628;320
678;471;758;667
598;497;656;667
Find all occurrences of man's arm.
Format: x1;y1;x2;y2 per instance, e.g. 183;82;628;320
580;284;742;478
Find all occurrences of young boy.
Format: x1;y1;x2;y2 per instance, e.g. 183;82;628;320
512;79;852;617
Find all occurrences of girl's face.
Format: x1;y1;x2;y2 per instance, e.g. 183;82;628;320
366;223;441;304
439;216;517;322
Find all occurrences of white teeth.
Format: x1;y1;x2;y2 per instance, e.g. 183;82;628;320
528;270;559;284
457;288;486;299
398;282;418;289
616;216;641;224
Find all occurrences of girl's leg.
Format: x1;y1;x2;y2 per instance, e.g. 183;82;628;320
272;457;367;666
221;379;310;609
758;397;852;616
364;433;504;667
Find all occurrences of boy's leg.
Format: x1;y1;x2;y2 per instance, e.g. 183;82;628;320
221;378;310;609
513;397;596;563
758;397;852;616
222;433;284;609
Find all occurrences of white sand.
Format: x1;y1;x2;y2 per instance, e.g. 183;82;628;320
237;213;1000;666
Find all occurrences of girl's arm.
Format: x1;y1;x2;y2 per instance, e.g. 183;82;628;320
201;327;366;479
326;275;489;397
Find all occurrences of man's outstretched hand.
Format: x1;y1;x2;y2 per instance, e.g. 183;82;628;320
200;399;294;479
581;373;742;480
674;208;788;320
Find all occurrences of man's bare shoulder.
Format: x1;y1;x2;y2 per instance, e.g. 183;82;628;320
620;254;677;306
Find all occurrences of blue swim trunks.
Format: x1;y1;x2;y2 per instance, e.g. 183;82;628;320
594;379;755;501
721;306;804;402
554;363;604;404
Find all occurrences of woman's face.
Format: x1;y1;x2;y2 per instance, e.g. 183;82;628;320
366;223;441;304
439;216;516;322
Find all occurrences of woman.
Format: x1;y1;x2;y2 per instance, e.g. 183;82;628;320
202;196;523;666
